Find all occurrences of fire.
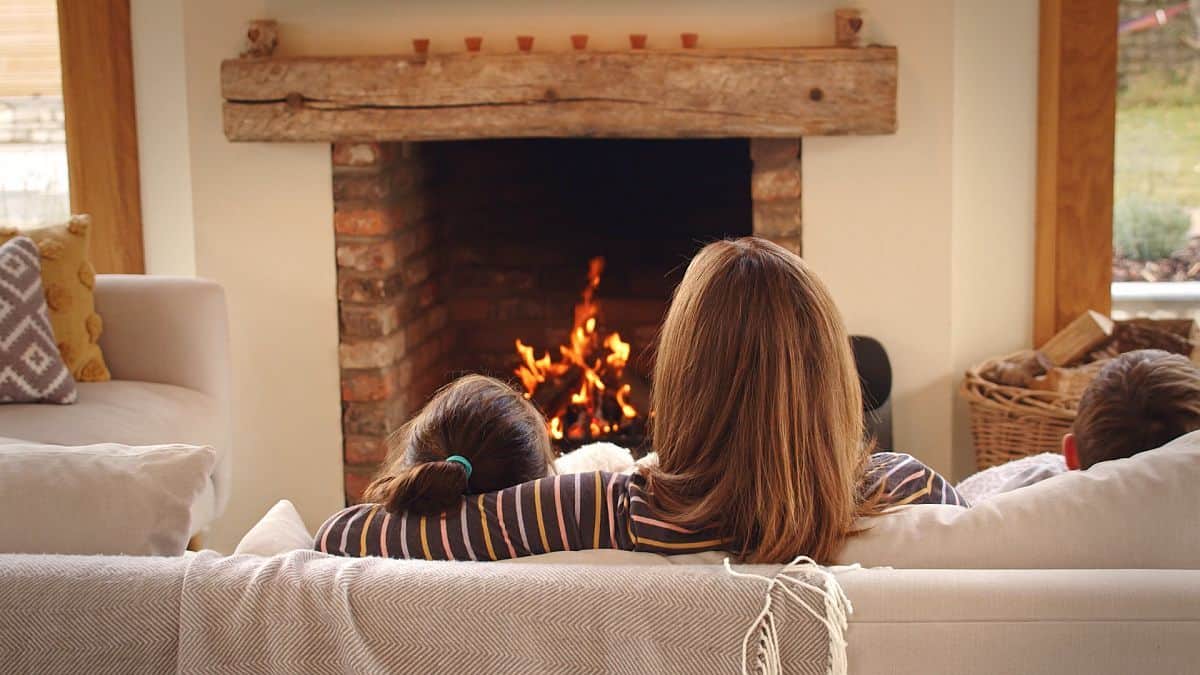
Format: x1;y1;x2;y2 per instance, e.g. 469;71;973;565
514;257;641;444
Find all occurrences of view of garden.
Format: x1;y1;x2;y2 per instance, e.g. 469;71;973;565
1112;0;1200;284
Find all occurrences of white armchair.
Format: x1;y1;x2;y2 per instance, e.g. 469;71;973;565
0;275;232;535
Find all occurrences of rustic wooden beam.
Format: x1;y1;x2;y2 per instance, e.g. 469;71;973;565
1034;0;1117;345
221;47;897;142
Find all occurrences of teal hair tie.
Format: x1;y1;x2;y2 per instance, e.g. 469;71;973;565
445;455;472;480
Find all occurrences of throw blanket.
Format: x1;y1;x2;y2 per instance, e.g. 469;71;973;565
0;550;851;674
179;551;847;675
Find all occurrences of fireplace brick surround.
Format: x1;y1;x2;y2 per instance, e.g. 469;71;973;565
333;137;802;502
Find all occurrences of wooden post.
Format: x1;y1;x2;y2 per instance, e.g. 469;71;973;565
56;0;144;274
1034;0;1118;345
835;9;864;48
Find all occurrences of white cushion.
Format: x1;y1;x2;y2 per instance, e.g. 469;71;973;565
0;380;226;531
0;441;216;555
838;430;1200;569
234;500;314;556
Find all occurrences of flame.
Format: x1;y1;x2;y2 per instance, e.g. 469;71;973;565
616;384;637;419
513;256;642;444
604;333;630;370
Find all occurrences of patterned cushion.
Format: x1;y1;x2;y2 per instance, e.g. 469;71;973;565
0;237;77;403
0;215;109;381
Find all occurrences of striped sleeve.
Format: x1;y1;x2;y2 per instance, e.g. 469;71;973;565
315;472;637;561
862;452;969;507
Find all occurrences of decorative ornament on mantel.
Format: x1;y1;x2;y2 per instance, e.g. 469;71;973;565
223;8;897;142
835;8;865;48
240;19;278;58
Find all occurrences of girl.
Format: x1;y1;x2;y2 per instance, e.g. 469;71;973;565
358;374;555;515
318;238;963;563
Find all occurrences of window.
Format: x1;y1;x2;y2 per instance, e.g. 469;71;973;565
0;0;70;226
1111;0;1200;320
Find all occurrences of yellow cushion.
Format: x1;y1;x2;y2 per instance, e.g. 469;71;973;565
0;215;110;381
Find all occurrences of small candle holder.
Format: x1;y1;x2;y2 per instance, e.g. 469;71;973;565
464;36;483;52
680;32;699;49
629;34;647;49
570;34;589;50
517;35;534;52
412;38;430;55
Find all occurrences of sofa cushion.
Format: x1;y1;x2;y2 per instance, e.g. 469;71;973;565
0;380;228;532
0;216;109;381
235;500;314;556
837;429;1200;569
0;441;216;555
0;237;77;404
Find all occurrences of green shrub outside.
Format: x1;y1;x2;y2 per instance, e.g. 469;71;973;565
1113;194;1192;260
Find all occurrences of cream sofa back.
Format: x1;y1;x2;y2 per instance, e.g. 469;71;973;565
838;430;1200;569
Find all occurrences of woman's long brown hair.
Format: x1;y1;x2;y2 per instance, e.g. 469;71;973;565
644;237;875;564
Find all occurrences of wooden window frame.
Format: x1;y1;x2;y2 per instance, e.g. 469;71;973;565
56;0;144;273
1034;0;1118;345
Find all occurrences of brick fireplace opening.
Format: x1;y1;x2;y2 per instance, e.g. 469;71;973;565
334;138;802;502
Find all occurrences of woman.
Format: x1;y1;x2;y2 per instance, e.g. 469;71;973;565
318;238;963;563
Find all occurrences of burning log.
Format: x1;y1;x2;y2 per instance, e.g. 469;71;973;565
514;257;643;448
530;365;583;421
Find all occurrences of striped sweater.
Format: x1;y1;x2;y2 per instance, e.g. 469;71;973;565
316;452;965;561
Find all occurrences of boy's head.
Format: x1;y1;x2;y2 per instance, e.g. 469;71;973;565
1063;349;1200;470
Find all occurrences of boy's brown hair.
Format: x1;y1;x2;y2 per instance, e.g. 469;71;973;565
1073;349;1200;469
363;374;555;514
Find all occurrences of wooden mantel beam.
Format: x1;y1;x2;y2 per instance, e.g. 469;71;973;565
221;47;898;142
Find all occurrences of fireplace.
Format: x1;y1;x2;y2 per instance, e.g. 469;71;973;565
334;137;801;500
219;37;896;502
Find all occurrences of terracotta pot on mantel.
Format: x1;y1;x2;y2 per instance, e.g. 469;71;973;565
680;33;699;49
629;34;647;49
412;38;430;55
464;36;483;52
570;34;588;50
517;35;535;52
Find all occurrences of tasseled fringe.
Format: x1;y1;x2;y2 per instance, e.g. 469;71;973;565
724;556;859;675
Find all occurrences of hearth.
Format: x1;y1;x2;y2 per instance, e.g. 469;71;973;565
334;137;798;500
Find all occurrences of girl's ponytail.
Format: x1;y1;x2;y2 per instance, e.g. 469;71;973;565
365;460;469;515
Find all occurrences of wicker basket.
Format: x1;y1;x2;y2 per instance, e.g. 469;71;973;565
960;350;1078;469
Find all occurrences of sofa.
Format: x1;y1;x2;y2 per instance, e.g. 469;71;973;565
0;275;232;536
2;432;1198;673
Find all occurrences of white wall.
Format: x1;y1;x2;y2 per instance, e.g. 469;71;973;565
134;0;345;552
949;0;1038;474
133;0;1037;551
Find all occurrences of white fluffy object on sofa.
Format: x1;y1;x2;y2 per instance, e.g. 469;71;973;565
553;442;635;474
